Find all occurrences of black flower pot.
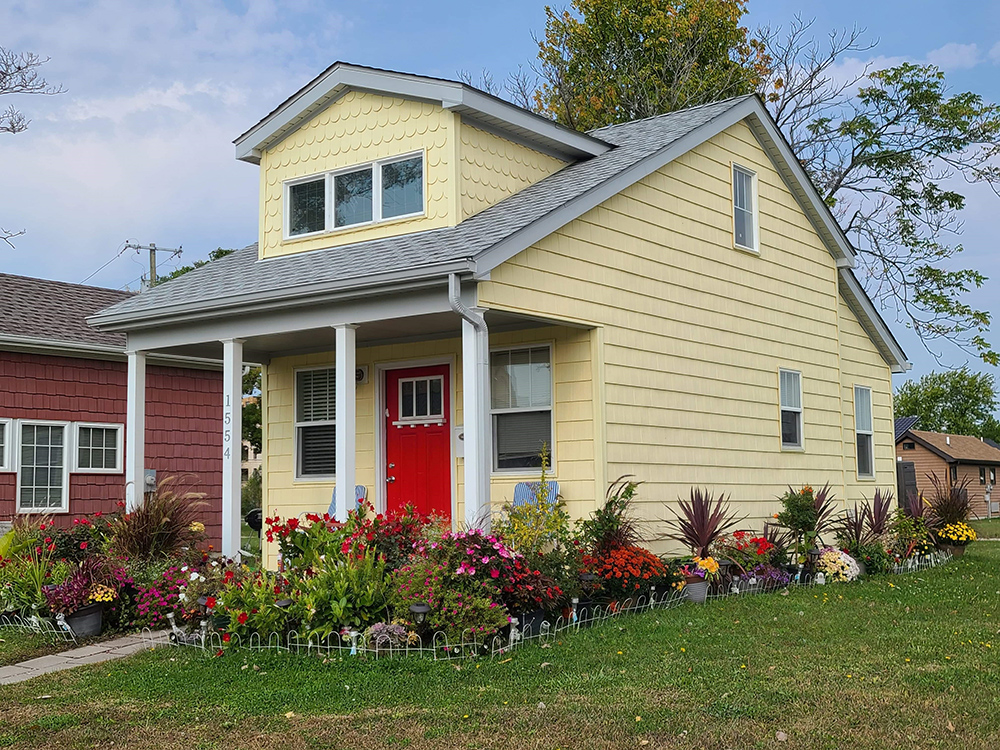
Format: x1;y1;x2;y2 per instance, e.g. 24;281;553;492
66;602;103;638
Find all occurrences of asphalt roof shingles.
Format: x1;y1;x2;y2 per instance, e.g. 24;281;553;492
91;96;752;322
0;273;131;348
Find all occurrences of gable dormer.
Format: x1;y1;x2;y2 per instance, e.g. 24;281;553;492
236;63;610;259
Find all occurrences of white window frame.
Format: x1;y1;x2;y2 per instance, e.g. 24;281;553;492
732;163;759;254
73;422;124;474
854;385;875;479
293;365;337;482
489;343;556;475
0;418;12;472
778;368;803;450
15;419;72;514
283;150;426;240
395;375;445;424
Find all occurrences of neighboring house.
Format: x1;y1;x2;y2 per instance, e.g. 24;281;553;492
88;63;909;562
895;429;1000;519
0;274;224;542
894;415;920;443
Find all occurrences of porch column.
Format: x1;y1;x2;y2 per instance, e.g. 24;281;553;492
462;312;492;529
334;324;357;523
125;349;147;512
221;338;244;559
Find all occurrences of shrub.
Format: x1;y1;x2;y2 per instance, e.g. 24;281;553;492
265;513;348;571
342;501;433;572
662;488;744;557
583;545;666;601
108;478;207;560
711;531;775;575
891;509;934;558
926;474;973;527
773;484;838;561
853;542;893;575
578;476;642;555
495;448;573;556
219;568;291;640
290;552;389;640
815;548;860;582
497;557;564;614
46;515;114;562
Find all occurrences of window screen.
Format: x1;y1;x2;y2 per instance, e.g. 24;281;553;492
288;178;326;236
733;165;756;249
491;347;552;470
381;157;423;219
296;368;336;477
779;369;802;448
19;423;66;511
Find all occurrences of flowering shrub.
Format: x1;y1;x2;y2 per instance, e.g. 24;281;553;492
265;513;348;571
389;558;510;642
815;548;860;582
498;557;564;614
289;551;388;640
712;531;774;574
341;502;434;571
738;563;792;590
43;515;113;563
414;530;515;585
584;545;666;600
133;566;188;627
937;522;977;547
218;568;291;641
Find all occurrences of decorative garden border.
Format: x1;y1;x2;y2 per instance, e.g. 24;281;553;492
0;611;77;643
149;549;955;661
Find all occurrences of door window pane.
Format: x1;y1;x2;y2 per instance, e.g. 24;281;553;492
334;167;373;227
289;178;326;236
398;377;444;420
401;380;415;418
19;424;66;511
381;157;423;218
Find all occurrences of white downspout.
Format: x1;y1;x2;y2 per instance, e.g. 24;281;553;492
449;273;491;530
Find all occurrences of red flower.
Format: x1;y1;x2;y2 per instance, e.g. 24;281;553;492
80;542;88;550
215;649;224;657
222;633;231;643
205;597;216;610
237;612;248;625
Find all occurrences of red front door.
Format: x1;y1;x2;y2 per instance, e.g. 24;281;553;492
385;364;452;519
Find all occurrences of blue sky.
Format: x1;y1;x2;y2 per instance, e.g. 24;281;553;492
1;0;998;388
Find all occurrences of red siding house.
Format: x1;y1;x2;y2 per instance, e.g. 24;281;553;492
0;274;223;544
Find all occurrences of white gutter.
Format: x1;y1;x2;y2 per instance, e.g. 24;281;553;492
0;334;222;369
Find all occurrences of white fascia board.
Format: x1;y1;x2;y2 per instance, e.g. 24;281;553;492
472;97;760;277
234;63;609;163
88;259;476;331
839;269;911;373
0;334;222;370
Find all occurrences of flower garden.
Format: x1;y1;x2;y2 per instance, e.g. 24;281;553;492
0;471;982;663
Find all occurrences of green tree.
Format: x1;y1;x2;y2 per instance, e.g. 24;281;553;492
895;368;1000;442
156;247;234;284
534;0;767;130
529;12;998;364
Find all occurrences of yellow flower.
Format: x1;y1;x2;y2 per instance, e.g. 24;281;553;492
190;521;206;533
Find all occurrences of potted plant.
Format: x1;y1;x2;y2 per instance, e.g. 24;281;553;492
772;484;838;570
678;556;719;603
44;572;103;637
935;522;977;556
661;488;745;559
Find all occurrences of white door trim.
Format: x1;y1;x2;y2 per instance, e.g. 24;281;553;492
373;355;457;523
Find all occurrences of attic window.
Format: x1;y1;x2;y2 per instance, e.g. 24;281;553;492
902;441;915;450
732;164;758;252
284;152;425;239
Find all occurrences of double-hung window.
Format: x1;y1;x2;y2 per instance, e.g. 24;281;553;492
18;421;69;512
0;418;11;471
779;368;803;449
732;164;757;252
490;346;553;471
75;423;123;473
981;467;987;485
854;385;875;478
295;368;336;478
286;153;425;237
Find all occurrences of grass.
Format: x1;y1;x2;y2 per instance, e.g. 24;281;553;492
971;517;1000;539
0;545;998;749
240;520;262;561
0;631;63;667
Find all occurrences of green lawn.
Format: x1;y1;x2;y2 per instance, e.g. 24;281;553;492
0;545;998;749
241;520;262;562
0;631;63;668
971;517;1000;539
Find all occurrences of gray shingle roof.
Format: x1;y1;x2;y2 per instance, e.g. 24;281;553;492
895;416;921;443
0;273;131;348
91;96;752;324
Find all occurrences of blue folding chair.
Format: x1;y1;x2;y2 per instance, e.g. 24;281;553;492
326;485;368;517
512;481;559;507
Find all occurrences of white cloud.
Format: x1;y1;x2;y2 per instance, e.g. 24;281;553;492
989;41;1000;63
925;42;981;71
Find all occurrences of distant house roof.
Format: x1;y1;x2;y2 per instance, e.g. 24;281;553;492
902;429;1000;465
895;416;921;442
0;273;131;351
89;68;909;373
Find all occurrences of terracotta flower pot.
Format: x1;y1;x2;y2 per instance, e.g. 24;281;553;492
943;544;966;558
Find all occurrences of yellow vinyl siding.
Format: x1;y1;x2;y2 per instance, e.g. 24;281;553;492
478;120;896;541
259;91;458;258
459;123;566;219
261;326;595;565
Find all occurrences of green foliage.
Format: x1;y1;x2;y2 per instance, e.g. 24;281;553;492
578;475;642;555
156;248;234;284
108;478;207;561
535;0;766;130
290;552;389;640
662;487;744;557
266;515;349;572
853;542;893;575
926;473;973;527
773;484;838;563
494;448;572;555
242;467;262;516
895;368;1000;442
891;509;934;558
219;569;290;640
241;371;263;456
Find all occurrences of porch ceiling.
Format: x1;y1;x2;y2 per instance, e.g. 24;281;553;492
149;308;573;364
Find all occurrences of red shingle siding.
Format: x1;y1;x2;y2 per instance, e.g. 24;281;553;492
0;351;223;545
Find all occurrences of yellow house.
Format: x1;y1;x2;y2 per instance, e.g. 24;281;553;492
90;63;910;561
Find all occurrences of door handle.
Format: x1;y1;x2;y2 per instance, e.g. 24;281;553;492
386;476;396;483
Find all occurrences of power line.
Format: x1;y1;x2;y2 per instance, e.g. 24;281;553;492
79;239;135;285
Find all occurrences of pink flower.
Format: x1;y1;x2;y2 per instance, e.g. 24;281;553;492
490;569;500;579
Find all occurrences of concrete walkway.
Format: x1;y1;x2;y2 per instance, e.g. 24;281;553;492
0;631;169;686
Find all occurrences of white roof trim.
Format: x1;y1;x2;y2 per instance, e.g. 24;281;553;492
0;334;222;370
838;270;911;373
234;63;610;164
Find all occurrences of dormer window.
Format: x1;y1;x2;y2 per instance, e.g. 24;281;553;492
285;152;425;238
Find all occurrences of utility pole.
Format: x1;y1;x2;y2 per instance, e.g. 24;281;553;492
123;241;182;288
